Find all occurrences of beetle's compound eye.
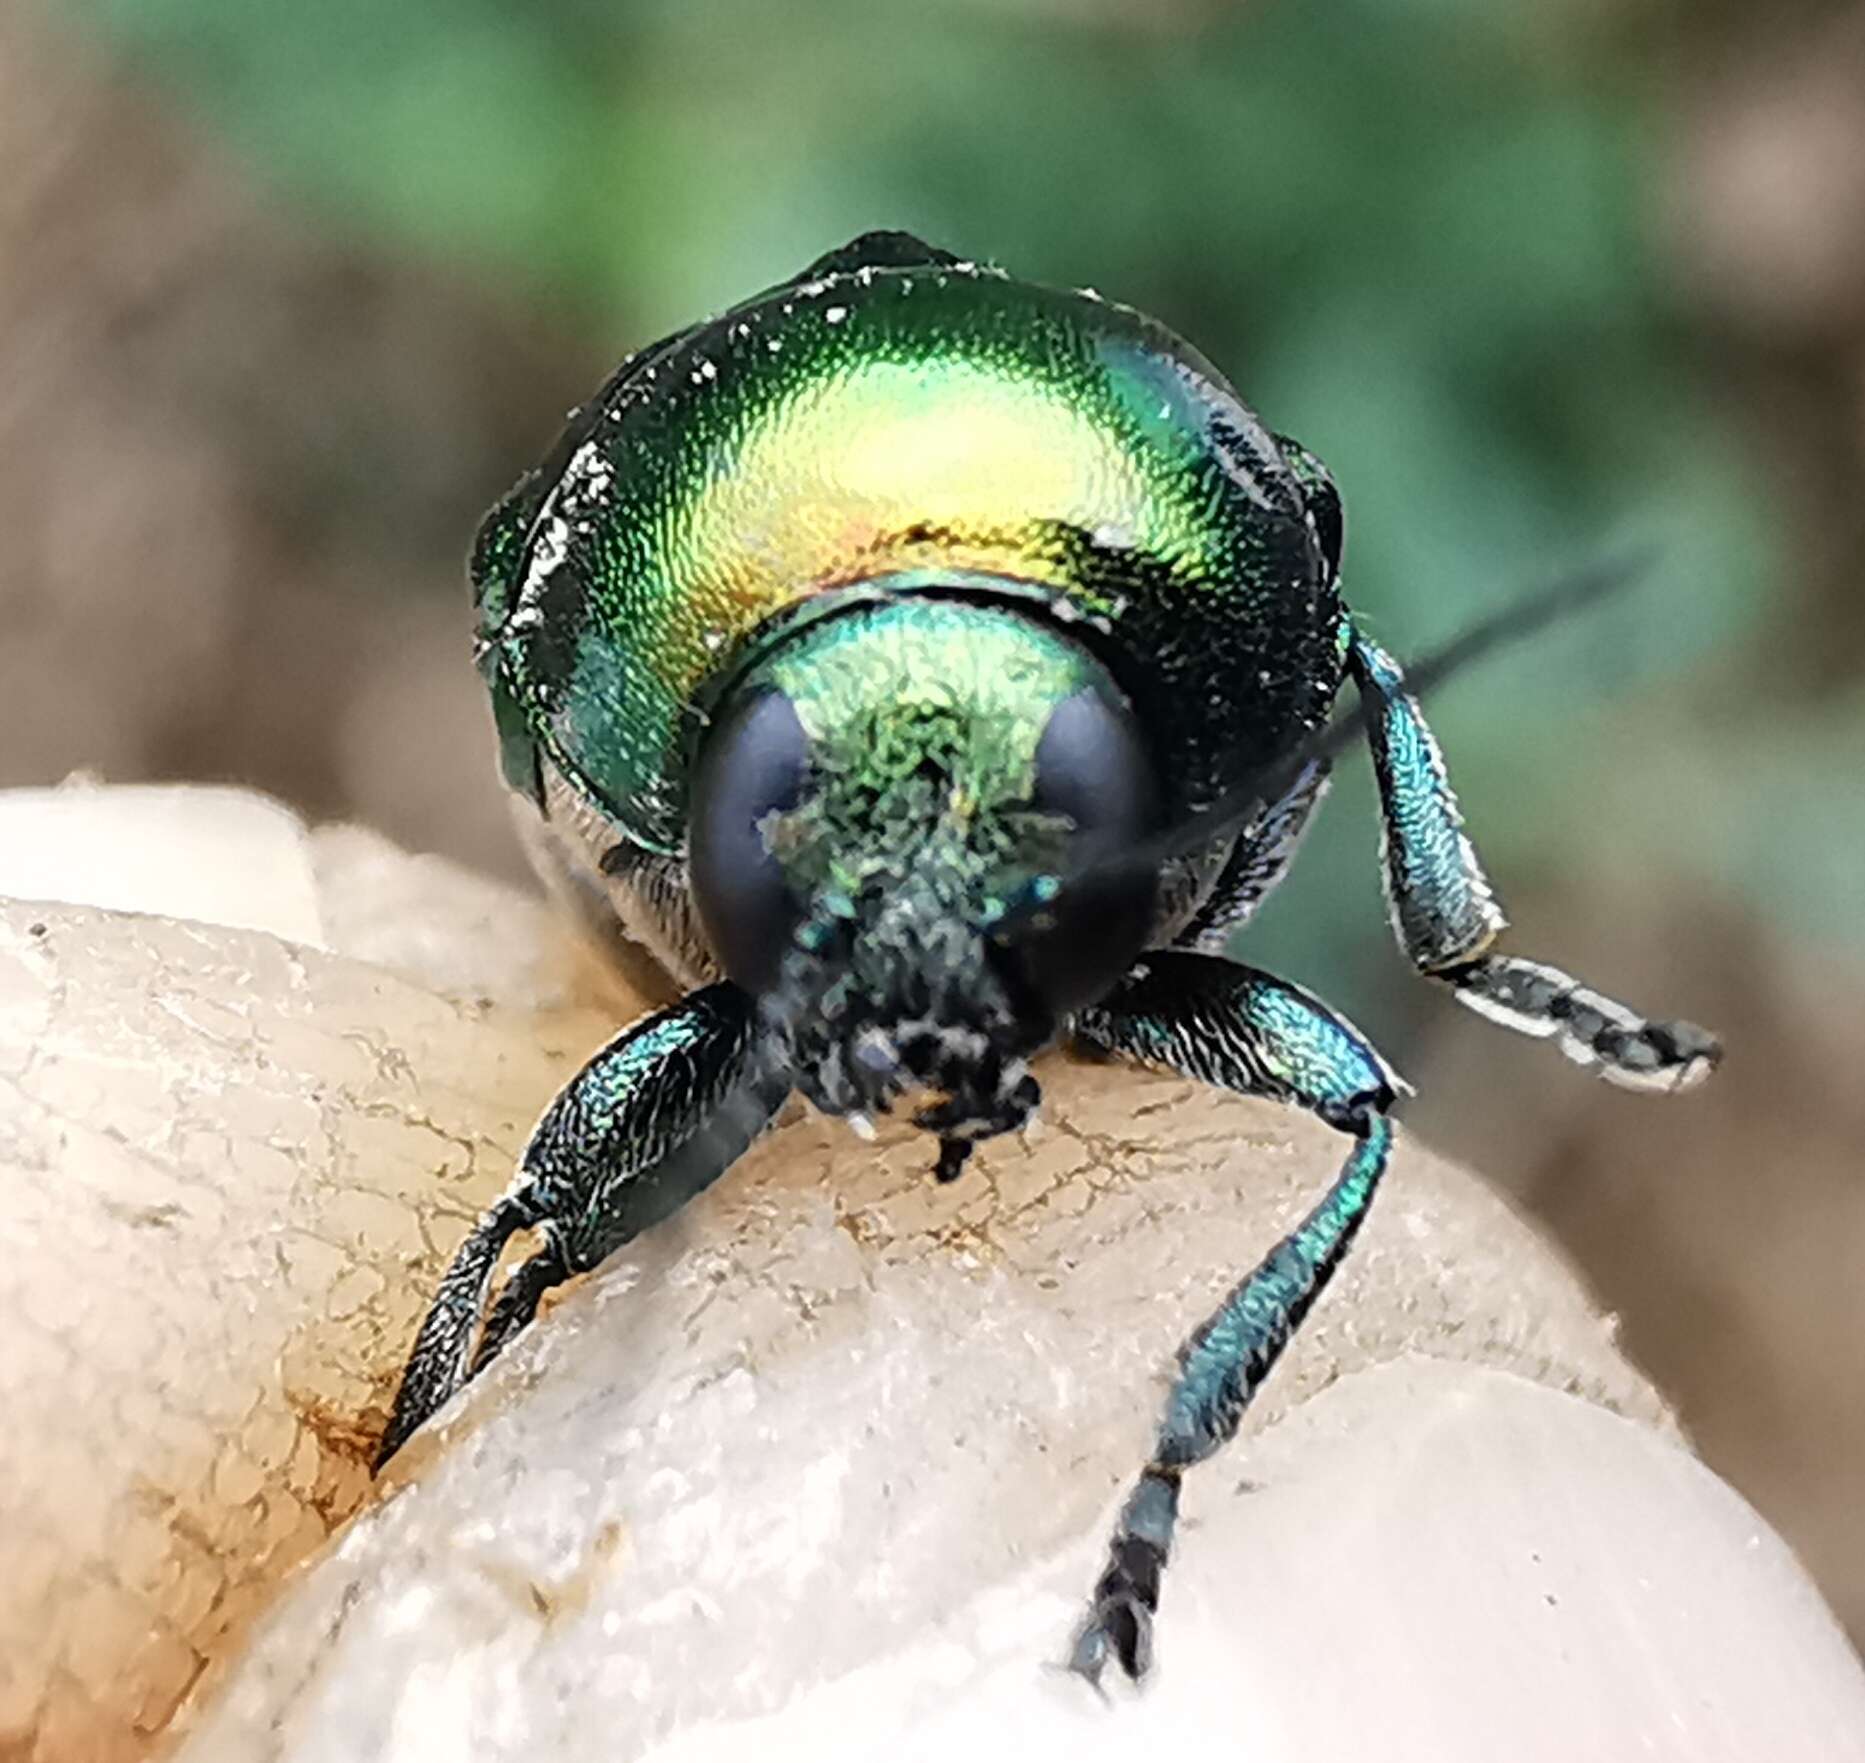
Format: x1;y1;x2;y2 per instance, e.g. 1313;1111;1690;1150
690;687;810;993
1004;687;1159;1015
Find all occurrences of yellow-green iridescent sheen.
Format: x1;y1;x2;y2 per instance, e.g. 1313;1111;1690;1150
487;258;1339;853
765;598;1096;785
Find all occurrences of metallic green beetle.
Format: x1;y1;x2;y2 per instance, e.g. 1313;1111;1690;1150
379;231;1719;1685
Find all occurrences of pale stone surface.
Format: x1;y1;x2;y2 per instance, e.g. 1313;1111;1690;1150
308;820;639;1017
1;786;1861;1760
0;781;325;946
164;1099;1865;1762
0;891;631;1762
183;1361;1860;1763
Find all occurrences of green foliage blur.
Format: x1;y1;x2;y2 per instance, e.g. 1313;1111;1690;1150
71;0;1781;1022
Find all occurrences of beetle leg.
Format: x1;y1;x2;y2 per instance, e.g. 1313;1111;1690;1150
1068;952;1398;1684
1348;630;1719;1091
1174;757;1331;952
373;1191;541;1470
376;982;786;1468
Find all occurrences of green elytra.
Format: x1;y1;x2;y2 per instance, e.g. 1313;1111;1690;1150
383;231;1720;1688
470;230;1340;859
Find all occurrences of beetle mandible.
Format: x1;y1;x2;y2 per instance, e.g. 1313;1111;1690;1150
377;229;1719;1685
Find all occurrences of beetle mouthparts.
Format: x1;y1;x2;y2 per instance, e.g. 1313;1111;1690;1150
764;923;1046;1181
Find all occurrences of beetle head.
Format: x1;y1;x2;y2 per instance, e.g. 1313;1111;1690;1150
688;595;1158;1172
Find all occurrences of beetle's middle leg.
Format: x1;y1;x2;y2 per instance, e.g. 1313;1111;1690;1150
375;981;786;1467
1173;756;1331;953
1067;951;1398;1684
1348;629;1719;1090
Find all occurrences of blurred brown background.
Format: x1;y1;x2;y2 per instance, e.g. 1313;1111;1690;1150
2;0;1861;1652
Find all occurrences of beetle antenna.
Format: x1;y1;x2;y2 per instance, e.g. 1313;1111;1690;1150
1018;544;1657;923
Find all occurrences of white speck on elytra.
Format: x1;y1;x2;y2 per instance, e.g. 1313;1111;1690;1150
825;306;848;325
564;441;614;507
510;438;614;620
527;519;568;580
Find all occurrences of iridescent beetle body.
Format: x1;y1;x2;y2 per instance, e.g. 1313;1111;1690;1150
382;232;1719;1685
474;232;1339;861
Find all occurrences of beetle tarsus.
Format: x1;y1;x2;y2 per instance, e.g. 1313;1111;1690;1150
1443;954;1722;1090
1069;1466;1177;1685
932;1137;973;1184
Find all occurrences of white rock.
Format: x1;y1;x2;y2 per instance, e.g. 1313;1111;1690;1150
0;787;1859;1761
0;780;324;945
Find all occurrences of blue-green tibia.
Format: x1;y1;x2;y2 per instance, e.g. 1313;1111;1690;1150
1069;953;1395;1681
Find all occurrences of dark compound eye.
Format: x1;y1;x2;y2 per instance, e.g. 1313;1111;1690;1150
689;688;810;993
1002;687;1160;1015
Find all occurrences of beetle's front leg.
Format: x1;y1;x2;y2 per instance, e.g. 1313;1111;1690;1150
1348;631;1720;1089
1068;952;1399;1685
375;982;787;1467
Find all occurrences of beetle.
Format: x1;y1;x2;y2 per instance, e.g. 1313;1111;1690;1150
376;230;1720;1685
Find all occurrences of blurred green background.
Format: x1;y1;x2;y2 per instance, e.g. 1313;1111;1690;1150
6;0;1863;1659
